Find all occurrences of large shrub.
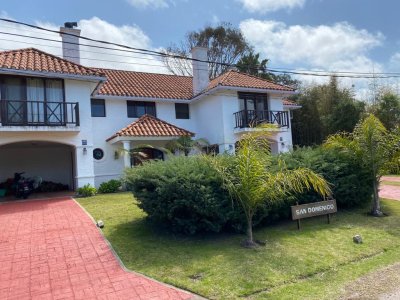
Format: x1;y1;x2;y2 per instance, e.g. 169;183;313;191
123;156;233;235
124;148;374;235
272;147;374;209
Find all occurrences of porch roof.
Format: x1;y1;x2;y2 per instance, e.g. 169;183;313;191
106;114;194;142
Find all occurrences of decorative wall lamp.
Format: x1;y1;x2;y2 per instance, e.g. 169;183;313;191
83;147;87;155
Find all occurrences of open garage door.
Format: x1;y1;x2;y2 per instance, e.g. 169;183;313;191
0;141;75;191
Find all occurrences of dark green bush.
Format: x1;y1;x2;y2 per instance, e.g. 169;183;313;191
98;179;122;193
124;156;233;235
271;147;374;209
124;148;374;235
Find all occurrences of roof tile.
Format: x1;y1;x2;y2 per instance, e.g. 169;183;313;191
107;114;194;141
0;48;103;77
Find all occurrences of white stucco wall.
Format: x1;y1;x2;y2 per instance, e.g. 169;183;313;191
0;79;97;188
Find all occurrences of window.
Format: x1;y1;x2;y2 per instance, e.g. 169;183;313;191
91;99;106;117
175;103;190;119
127;101;156;118
238;93;268;111
93;148;104;160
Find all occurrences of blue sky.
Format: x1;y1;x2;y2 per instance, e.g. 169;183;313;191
1;0;400;96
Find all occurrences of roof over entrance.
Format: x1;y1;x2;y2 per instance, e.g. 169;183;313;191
106;114;194;142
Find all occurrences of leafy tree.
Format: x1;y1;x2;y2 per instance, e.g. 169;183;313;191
209;126;331;247
236;51;300;88
374;92;400;130
161;23;251;78
325;114;399;216
166;136;209;156
292;77;365;146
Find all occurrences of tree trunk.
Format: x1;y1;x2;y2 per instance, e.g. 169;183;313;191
243;214;257;248
371;178;383;216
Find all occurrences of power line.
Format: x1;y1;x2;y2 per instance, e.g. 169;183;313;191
0;19;399;79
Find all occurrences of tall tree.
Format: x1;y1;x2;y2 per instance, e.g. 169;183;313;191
161;23;251;79
292;76;365;146
373;92;400;130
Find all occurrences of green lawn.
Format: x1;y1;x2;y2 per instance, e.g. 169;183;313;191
381;180;400;187
78;193;400;299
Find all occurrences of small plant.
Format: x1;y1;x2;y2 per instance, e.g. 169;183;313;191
77;184;97;197
98;179;122;194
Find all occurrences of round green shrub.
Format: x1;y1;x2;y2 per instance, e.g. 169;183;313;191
124;156;234;235
98;179;122;193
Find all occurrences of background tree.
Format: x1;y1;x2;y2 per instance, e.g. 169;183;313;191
162;23;251;78
292;76;365;146
236;51;300;88
209;125;331;247
372;92;400;130
324;114;399;216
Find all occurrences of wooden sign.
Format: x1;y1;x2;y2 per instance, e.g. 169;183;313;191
291;199;337;229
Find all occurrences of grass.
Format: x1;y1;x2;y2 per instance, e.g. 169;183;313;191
78;193;400;299
381;180;400;186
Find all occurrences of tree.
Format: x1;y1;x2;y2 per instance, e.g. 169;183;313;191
324;114;399;216
209;126;331;247
166;136;209;156
292;76;365;146
374;92;400;130
236;51;300;88
161;23;251;78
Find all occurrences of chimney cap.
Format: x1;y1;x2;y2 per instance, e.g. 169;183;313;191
64;22;78;29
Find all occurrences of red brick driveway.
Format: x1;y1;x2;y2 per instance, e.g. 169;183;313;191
0;198;193;300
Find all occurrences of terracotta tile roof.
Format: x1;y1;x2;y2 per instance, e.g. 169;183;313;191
0;48;103;78
283;99;301;106
205;70;296;94
96;68;295;100
96;68;193;100
107;114;194;141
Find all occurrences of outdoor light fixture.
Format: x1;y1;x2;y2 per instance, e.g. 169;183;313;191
83;147;87;155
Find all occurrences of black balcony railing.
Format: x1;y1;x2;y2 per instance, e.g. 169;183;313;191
0;100;80;126
234;110;289;129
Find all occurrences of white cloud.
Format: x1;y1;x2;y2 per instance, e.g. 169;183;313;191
240;19;383;72
238;0;305;13
240;19;386;99
126;0;169;9
0;15;166;73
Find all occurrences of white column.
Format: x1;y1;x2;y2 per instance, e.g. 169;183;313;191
219;143;235;155
75;145;95;188
122;141;131;168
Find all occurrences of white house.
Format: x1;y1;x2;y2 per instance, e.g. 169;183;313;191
0;24;300;190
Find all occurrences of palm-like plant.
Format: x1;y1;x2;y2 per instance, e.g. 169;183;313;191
166;136;209;156
325;114;398;216
209;125;331;247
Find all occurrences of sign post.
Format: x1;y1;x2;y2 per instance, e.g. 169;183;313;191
291;199;337;230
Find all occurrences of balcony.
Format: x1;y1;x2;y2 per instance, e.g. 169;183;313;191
234;110;289;129
0;100;80;128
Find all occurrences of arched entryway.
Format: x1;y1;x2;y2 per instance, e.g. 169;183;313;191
0;141;76;192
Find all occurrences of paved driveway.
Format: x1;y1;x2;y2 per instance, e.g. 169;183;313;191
380;176;400;201
0;198;193;300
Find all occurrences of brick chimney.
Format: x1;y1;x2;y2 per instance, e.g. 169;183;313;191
60;22;81;65
191;47;209;94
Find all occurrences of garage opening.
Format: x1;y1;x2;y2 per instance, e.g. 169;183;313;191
0;141;75;195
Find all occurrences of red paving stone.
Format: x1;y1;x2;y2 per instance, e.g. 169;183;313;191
380;176;400;201
0;198;193;300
